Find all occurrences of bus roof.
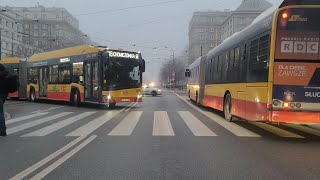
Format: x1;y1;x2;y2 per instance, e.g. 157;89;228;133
0;57;20;64
28;45;105;62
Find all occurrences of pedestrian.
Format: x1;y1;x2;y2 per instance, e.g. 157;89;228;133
0;64;9;137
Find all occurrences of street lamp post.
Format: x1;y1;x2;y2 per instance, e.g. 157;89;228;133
165;46;175;88
0;28;2;59
11;32;14;57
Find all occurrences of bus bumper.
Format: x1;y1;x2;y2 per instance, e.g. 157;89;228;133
269;110;320;124
104;96;143;104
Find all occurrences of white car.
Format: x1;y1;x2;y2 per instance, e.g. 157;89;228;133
142;86;162;96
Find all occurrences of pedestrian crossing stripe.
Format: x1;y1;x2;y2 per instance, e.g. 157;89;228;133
7;112;73;135
248;122;304;138
66;111;120;137
152;111;175;136
284;124;320;137
8;110;320;138
6;112;49;125
108;111;142;136
22;112;97;137
178;111;216;136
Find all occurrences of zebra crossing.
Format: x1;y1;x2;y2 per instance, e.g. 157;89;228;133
5;108;320;139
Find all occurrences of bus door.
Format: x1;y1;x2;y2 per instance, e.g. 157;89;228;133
39;66;49;97
84;61;100;102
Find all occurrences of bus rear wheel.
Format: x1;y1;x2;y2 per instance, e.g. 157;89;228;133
223;93;234;122
196;91;200;106
30;88;36;102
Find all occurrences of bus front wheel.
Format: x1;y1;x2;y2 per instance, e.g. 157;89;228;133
109;103;116;109
30;88;36;102
71;90;81;107
223;93;234;122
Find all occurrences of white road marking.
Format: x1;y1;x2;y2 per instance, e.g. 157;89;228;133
66;111;120;137
153;111;175;136
6;112;49;125
249;122;304;138
31;106;64;114
124;102;138;112
9;135;88;180
22;112;97;137
178;111;217;136
285;124;320;137
7;112;73;135
30;135;97;180
108;111;142;136
173;92;261;137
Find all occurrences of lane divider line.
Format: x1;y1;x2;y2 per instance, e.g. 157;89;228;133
9;135;89;180
30;135;97;180
125;102;138;112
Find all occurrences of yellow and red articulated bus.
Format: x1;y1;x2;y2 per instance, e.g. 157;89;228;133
186;0;320;124
26;45;145;107
0;57;27;99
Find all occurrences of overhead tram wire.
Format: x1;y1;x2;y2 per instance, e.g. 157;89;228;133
74;0;185;16
2;0;244;52
84;0;243;47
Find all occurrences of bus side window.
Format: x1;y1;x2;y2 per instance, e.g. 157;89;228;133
247;34;270;82
72;62;83;84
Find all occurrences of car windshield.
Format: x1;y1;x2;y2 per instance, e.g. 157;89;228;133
1;1;320;180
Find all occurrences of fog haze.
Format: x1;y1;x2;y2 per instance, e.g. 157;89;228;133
0;0;278;83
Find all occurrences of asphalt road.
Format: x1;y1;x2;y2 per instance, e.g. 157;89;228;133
1;89;320;180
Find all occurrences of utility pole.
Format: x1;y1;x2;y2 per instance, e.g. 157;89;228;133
11;32;14;57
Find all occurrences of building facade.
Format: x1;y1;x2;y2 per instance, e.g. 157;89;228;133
188;10;230;65
188;0;272;65
0;10;24;59
5;5;91;57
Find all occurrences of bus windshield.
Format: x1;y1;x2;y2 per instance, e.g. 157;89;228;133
104;58;142;90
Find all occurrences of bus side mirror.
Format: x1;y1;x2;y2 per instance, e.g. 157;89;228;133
185;69;191;77
102;51;109;59
141;59;145;72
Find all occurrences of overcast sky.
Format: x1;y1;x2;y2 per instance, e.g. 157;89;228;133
0;0;278;83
